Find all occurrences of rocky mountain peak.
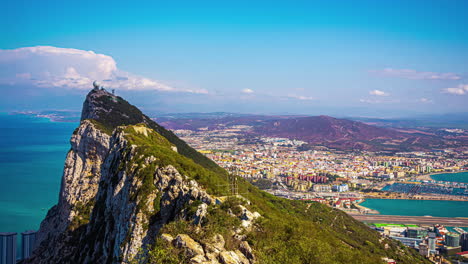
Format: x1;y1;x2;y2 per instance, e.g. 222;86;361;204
80;88;117;121
23;86;430;264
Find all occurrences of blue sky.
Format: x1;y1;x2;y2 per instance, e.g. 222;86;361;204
1;0;467;117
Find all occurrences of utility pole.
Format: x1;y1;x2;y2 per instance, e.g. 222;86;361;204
230;171;239;196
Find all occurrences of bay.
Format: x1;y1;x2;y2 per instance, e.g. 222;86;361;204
360;198;468;218
431;171;468;183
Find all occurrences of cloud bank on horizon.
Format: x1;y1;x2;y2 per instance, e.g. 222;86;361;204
0;45;466;116
443;84;468;95
370;68;461;81
0;46;207;94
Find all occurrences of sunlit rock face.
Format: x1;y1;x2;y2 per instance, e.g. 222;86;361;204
25;88;254;263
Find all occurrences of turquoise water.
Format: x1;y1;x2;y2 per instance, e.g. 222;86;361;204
431;171;468;183
360;199;468;218
0;113;77;237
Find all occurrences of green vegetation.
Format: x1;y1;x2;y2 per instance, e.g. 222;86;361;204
232;178;428;263
120;123;428;264
87;118;114;135
160;203;242;250
69;200;94;230
86;90;429;264
372;223;418;228
132;198;245;264
85;90;224;174
119;124;230;196
131;239;188;264
249;178;273;190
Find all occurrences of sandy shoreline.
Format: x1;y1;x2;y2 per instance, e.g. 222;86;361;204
354;199;380;214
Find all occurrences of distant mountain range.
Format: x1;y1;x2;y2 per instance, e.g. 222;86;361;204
155;113;468;152
12;110;468;152
251;115;467;152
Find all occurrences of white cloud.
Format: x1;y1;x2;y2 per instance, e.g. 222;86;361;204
360;98;381;104
287;94;314;100
369;89;390;96
370;68;461;80
359;98;400;104
0;46;206;93
419;98;432;103
442;84;468;95
241;88;254;94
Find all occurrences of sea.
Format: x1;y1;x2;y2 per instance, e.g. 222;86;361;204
360;198;468;218
0;113;77;254
431;171;468;183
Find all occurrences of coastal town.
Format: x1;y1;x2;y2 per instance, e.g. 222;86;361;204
173;124;468;263
174;125;468;200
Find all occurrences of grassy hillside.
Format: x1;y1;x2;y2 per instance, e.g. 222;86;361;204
86;90;429;263
117;123;429;264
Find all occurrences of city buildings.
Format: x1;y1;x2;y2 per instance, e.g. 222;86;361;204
332;184;349;192
21;230;37;259
446;232;461;247
428;232;437;254
390;236;423;248
172;126;468;200
461;233;468;251
407;227;427;239
419;242;429;257
0;232;17;264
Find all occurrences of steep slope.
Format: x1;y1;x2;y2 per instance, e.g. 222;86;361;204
25;88;429;264
81;88;224;173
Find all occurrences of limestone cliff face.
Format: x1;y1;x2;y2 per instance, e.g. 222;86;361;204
32;119;110;259
26;89;254;264
28;126;213;263
71;128;216;263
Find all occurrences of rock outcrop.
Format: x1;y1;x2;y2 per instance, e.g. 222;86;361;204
27;122;221;263
32;119;111;262
23;89;235;263
23;87;430;264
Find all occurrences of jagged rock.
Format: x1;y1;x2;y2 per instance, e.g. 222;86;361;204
238;205;261;230
235;250;250;264
28;120;111;263
201;259;221;264
173;234;205;257
219;251;249;264
160;233;174;243
190;254;207;263
205;252;221;263
193;203;208;225
239;241;254;261
239;205;260;221
204;233;225;253
233;233;247;241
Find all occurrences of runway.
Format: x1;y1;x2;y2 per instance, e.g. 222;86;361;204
349;214;468;227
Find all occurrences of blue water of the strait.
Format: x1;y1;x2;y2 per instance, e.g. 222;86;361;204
0;113;77;257
431;171;468;183
360;198;468;218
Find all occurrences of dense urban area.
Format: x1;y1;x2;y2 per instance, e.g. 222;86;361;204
174;124;468;263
